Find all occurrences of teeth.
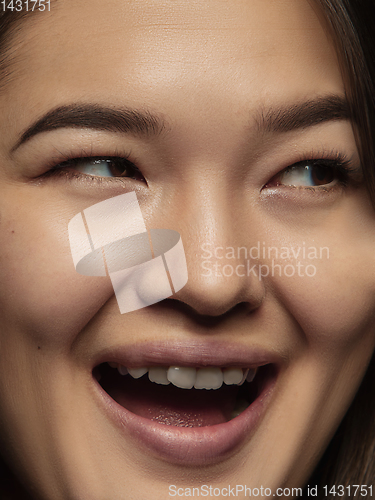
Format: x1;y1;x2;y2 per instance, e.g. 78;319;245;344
127;367;148;379
230;398;250;420
223;367;243;385
107;363;258;390
149;367;170;385
194;367;223;390
238;368;248;386
246;368;257;382
117;365;128;376
167;367;196;389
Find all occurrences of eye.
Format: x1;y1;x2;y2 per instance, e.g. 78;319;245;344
265;159;350;189
51;156;145;181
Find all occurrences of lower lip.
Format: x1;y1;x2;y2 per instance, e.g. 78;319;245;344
93;373;275;466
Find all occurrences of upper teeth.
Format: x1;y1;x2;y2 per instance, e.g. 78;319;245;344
108;363;257;390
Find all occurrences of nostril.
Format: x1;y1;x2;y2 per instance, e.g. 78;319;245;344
171;262;265;318
159;299;255;326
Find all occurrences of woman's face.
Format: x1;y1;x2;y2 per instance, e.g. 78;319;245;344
0;0;375;498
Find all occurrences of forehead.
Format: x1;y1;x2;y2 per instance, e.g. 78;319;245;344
2;0;343;127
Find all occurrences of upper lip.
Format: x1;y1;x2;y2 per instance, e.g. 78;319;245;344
91;340;283;370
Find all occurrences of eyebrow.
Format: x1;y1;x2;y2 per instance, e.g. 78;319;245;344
256;95;352;134
12;95;351;153
12;104;166;152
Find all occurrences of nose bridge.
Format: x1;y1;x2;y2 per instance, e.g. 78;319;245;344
189;177;230;250
174;176;265;317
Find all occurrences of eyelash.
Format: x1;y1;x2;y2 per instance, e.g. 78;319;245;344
41;150;357;190
43;154;145;185
263;152;356;191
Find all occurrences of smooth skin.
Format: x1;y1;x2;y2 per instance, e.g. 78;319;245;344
0;0;375;498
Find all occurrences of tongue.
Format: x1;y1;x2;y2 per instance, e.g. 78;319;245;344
102;370;238;427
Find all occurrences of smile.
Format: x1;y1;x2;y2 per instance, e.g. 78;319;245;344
91;341;279;465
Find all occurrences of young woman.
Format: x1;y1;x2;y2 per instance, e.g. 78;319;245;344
0;0;374;498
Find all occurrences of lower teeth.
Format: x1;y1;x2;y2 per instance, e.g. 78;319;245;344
230;398;250;420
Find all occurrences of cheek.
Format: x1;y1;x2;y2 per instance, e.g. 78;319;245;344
268;238;375;351
0;200;115;348
257;191;375;356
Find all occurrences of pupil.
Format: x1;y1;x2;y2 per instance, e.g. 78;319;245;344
108;159;127;177
311;165;333;185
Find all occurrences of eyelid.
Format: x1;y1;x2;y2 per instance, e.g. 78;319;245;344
41;153;147;185
52;154;132;169
52;156;133;171
263;152;360;191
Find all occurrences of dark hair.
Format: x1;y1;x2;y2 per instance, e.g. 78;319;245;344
0;0;374;498
301;1;375;497
314;0;375;205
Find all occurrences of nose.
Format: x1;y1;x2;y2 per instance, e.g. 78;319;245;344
171;181;265;318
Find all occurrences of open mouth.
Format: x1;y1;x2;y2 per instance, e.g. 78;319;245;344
91;343;280;464
94;362;274;428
